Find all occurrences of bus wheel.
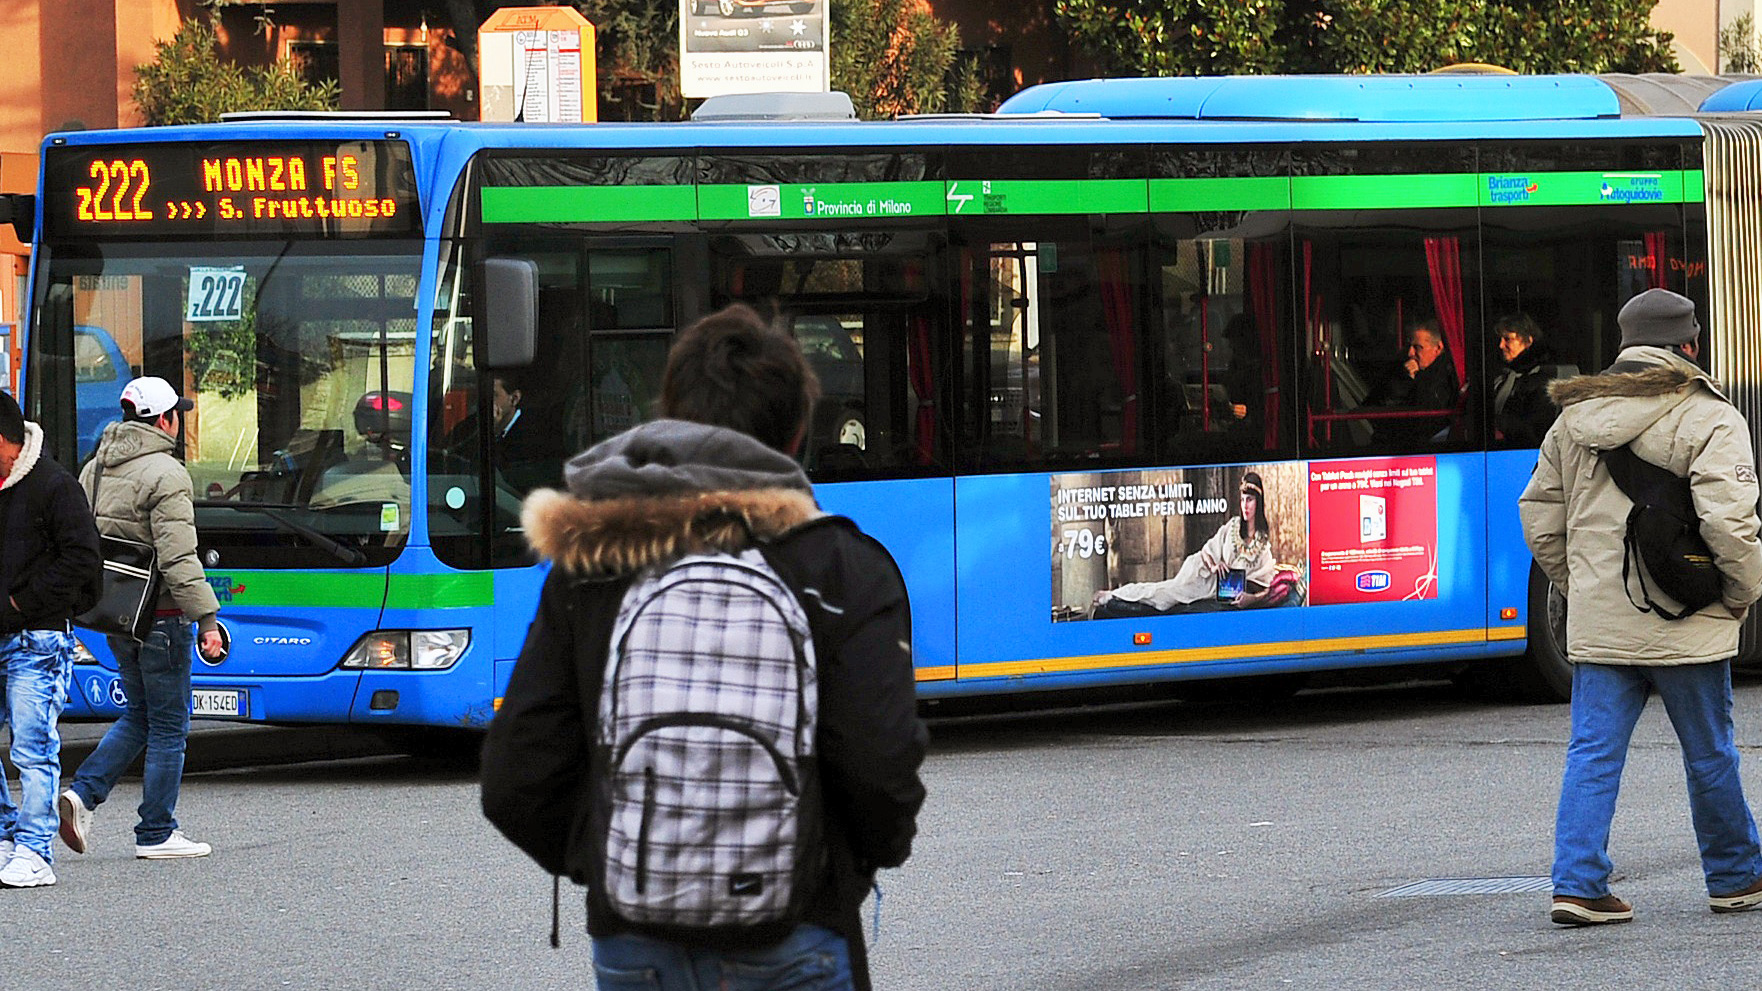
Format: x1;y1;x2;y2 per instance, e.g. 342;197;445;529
1465;564;1571;703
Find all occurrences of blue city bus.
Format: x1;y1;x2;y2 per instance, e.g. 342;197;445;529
14;73;1762;736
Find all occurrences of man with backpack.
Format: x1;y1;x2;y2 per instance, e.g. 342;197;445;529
481;304;928;990
1519;287;1762;926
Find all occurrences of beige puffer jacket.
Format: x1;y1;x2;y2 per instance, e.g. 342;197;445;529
1519;345;1762;666
79;420;221;632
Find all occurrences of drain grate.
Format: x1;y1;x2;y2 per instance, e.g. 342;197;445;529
1378;877;1552;897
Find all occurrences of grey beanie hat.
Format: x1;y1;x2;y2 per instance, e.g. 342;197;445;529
1618;288;1701;349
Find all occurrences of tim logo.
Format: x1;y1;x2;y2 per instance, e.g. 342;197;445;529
1356;571;1392;593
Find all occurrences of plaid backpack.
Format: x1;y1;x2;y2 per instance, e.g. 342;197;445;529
586;547;823;941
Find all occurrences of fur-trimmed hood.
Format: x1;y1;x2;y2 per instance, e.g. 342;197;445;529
523;419;820;576
0;421;44;492
1546;345;1726;453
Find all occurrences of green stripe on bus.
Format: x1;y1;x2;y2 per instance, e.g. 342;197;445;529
480;185;697;223
481;168;1703;223
1480;170;1695;207
207;572;386;608
386;571;496;609
697;181;947;221
1149;176;1290;212
204;571;495;609
944;179;1148;215
1292;173;1480;210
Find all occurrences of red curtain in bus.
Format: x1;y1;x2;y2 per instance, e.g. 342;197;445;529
908;316;935;465
1644;232;1669;289
1096;249;1139;454
1423;236;1468;388
1248;243;1280;448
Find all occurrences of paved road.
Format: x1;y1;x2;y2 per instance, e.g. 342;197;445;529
5;676;1762;989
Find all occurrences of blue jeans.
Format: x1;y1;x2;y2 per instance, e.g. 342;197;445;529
70;618;193;845
1554;660;1762;898
592;925;853;991
0;629;76;862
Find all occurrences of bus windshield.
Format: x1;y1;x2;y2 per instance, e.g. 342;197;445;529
31;238;423;567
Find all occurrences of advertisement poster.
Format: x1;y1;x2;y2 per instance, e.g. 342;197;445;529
1053;463;1308;622
1052;456;1439;621
679;0;828;99
1306;457;1438;604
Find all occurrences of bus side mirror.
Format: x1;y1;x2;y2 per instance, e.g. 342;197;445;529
0;194;35;243
480;257;536;368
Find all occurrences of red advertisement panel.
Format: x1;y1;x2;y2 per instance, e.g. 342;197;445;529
1307;457;1438;605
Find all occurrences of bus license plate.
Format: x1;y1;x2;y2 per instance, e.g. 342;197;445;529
191;689;246;718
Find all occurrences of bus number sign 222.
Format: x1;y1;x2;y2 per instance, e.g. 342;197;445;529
187;267;245;322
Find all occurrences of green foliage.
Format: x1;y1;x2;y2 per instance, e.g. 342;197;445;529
1720;13;1760;73
1054;0;1286;76
831;0;983;118
133;19;337;126
575;0;686;121
1056;0;1677;77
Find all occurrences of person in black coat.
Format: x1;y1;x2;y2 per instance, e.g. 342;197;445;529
1491;313;1564;447
1369;318;1460;446
480;305;927;991
0;389;102;888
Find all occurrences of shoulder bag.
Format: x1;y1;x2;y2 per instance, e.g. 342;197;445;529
72;459;162;642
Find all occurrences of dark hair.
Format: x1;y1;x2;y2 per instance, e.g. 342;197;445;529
1493;313;1541;346
1238;470;1271;542
0;390;23;445
120;399;159;424
660;304;820;451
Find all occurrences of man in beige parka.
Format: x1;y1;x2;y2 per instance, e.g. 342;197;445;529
59;376;223;861
1520;288;1762;926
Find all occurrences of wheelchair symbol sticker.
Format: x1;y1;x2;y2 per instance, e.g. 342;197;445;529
108;680;128;707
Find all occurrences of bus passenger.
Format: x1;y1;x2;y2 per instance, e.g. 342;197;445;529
1520;288;1762;925
481;304;928;991
1490;313;1563;446
1368;318;1458;446
1091;472;1279;616
0;390;102;889
61;376;223;862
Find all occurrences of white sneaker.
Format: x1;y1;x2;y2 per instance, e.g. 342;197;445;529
0;847;57;887
135;830;211;860
0;838;13;861
58;790;92;854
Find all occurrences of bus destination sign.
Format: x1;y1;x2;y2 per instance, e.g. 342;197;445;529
42;140;419;239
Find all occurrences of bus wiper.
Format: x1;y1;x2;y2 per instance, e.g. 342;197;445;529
194;500;368;567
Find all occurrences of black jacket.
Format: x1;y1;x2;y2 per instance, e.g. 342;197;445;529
1493;342;1563;447
0;423;103;634
480;421;927;991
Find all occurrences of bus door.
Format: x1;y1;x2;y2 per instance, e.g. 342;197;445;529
427;238;678;687
702;228;959;686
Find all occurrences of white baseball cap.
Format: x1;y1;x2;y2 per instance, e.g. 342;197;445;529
120;376;193;418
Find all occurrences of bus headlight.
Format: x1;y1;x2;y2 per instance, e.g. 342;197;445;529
339;629;471;670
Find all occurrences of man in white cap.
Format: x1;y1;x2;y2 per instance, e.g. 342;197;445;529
60;376;223;861
1521;288;1762;926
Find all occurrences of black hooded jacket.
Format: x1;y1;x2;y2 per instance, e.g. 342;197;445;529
0;421;102;635
480;420;928;990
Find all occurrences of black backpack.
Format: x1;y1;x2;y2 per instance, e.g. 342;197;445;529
1600;444;1723;620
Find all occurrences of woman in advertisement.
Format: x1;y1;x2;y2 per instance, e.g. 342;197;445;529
1091;472;1279;617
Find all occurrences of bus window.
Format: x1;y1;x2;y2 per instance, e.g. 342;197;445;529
1478;141;1698;448
1295;146;1482;456
707;231;944;475
34;240;421;567
958;232;1143;469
